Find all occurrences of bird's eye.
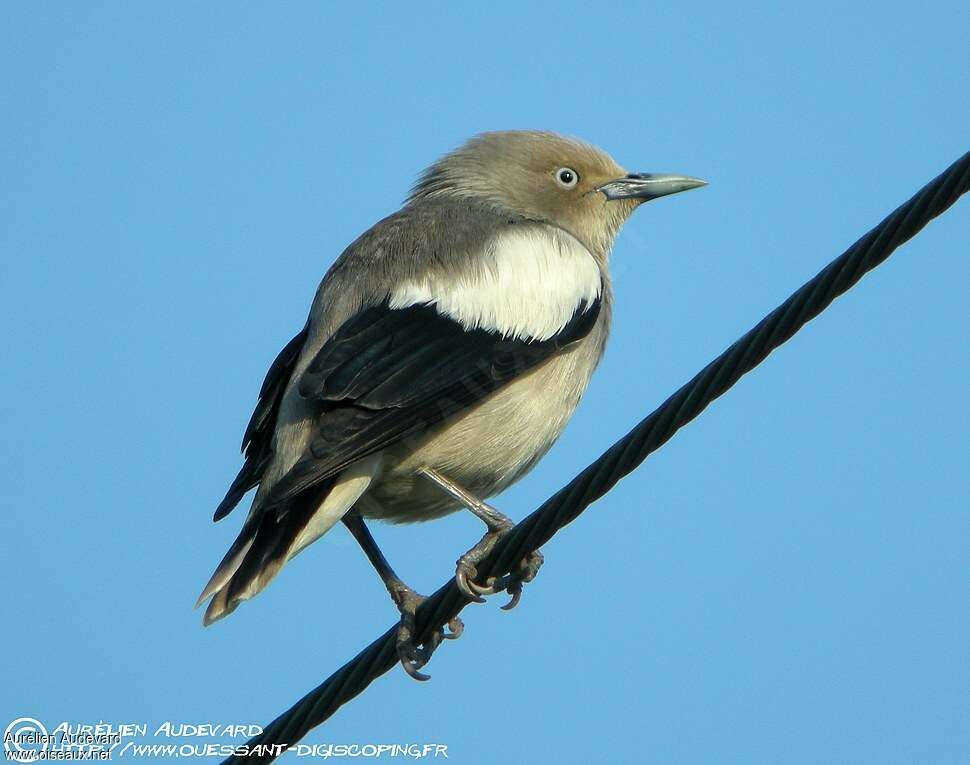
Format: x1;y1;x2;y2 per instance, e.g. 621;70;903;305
555;167;579;189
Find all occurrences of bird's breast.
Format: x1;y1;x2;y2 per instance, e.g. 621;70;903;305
365;312;610;523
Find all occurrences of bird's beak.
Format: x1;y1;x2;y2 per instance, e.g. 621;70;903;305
598;173;707;202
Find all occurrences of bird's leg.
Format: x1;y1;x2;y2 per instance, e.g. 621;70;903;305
342;510;462;681
418;467;544;610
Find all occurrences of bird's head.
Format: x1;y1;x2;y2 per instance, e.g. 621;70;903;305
409;130;705;259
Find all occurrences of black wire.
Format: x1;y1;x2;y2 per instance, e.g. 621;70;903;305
223;151;970;764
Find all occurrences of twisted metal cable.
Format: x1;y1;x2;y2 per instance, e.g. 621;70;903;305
225;151;970;764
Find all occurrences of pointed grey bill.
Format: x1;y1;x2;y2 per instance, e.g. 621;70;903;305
598;173;707;202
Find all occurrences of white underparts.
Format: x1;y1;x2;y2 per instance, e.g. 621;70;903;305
389;225;601;341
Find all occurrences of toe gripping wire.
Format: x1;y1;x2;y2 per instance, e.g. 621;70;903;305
222;151;970;764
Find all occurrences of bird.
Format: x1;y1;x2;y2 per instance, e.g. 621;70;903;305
197;130;705;679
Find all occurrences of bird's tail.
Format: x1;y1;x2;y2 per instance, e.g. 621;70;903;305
196;454;382;625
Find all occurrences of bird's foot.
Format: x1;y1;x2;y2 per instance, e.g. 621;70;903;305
418;467;544;609
388;580;463;681
455;527;544;610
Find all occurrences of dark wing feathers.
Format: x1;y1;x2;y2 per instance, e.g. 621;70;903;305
264;299;600;507
223;477;336;604
212;325;308;521
242;326;309;453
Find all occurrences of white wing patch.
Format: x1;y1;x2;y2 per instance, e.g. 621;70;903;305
389;225;601;341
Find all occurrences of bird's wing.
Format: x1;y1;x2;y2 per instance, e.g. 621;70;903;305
263;295;601;507
212;325;308;521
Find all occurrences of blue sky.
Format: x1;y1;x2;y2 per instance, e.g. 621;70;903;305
2;3;968;764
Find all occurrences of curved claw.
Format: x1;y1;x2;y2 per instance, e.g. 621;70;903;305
443;617;464;640
469;576;503;596
455;562;487;603
500;581;522;611
400;653;431;682
496;550;544;610
396;629;432;681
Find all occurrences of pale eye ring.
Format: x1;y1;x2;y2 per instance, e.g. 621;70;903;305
555;167;579;189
